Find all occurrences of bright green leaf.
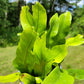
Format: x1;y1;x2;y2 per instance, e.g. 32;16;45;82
67;69;84;80
58;11;72;38
42;66;60;84
51;45;67;63
32;2;47;33
20;6;34;30
13;28;37;74
33;32;46;61
66;34;84;46
33;33;68;76
42;66;74;84
43;44;67;63
44;45;67;74
0;72;20;83
20;73;35;84
35;77;42;84
33;32;54;76
49;13;59;38
33;32;48;76
49;11;72;47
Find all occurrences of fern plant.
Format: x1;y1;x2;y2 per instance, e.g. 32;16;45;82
0;2;84;84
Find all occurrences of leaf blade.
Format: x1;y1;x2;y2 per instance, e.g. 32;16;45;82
58;11;72;38
49;11;72;47
32;2;47;33
66;34;84;46
20;73;36;84
51;45;67;63
20;6;34;30
42;67;74;84
0;72;20;83
49;13;59;38
13;28;37;73
33;32;47;76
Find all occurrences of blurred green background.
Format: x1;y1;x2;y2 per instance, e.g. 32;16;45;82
0;0;84;84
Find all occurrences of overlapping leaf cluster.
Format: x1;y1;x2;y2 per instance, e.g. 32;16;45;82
0;2;84;84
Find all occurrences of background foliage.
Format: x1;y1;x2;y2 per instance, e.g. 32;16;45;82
71;6;84;36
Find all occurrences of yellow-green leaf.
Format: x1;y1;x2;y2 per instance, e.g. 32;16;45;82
13;28;37;73
32;2;47;33
0;72;20;83
42;66;74;84
20;6;34;30
20;73;35;84
49;13;59;38
66;34;84;46
51;45;67;63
